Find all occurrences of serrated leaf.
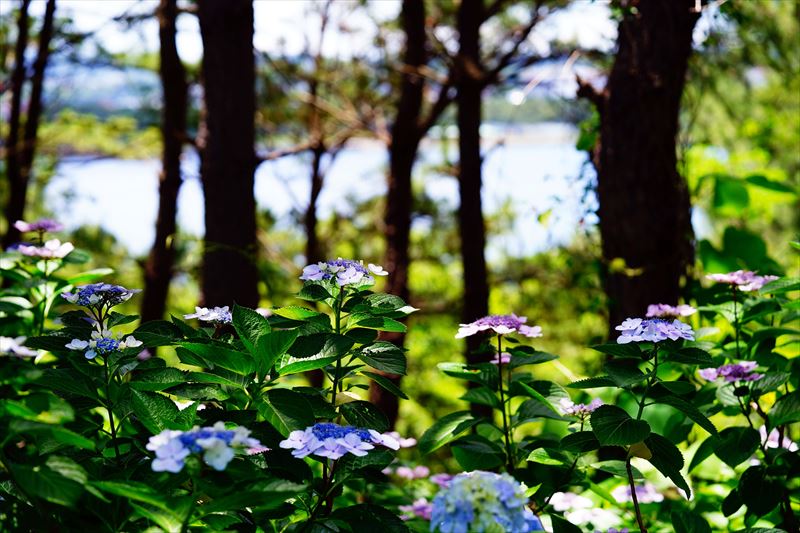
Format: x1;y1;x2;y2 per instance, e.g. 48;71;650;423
181;342;255;375
460;386;501;409
714;427;761;468
257;388;315;435
656;395;717;435
560;431;600;453
769;391;800;427
418;411;480;455
362;371;408;400
339;401;389;432
358;342;406;375
232;304;271;354
592;343;642;358
568;376;616;389
453;435;504;470
604;360;647;387
671;509;712;533
130;390;180;434
645;433;690;498
590;405;651;446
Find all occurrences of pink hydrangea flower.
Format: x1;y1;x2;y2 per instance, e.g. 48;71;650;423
456;314;542;339
706;270;779;292
14;219;64;233
646;303;696;318
16;239;74;259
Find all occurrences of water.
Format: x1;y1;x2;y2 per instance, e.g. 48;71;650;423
44;122;597;259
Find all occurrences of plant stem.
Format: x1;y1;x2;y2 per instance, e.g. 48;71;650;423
496;335;514;472
329;289;345;410
636;349;658;420
732;286;741;359
103;356;121;463
626;457;648;533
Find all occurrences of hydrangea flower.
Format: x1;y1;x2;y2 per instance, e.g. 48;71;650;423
706;270;779;292
400;498;434;521
14;219;64;233
429;471;544;533
645;303;696;318
147;422;263;472
490;352;511;365
62;283;140;309
430;473;454;488
698;361;763;383
16;239;74;259
615;318;694;344
760;426;799;452
548;492;593;513
610;483;664;504
0;336;38;357
183;305;232;324
385;465;431;480
65;330;142;360
386;430;418;448
559;398;603;417
456;314;542;339
300;258;388;287
279;423;400;460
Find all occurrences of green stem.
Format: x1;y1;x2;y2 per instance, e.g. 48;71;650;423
732;286;741;359
626;457;648;533
636;350;658;420
329;289;345;411
103;356;121;463
496;335;514;472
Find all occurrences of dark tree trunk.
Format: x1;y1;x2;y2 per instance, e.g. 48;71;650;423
580;0;698;334
3;0;55;249
456;0;490;362
141;0;188;322
368;0;427;428
196;0;259;308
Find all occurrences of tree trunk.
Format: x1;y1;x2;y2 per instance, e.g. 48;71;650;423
368;0;427;428
456;0;490;362
582;0;698;334
3;0;55;249
141;0;188;322
196;0;259;308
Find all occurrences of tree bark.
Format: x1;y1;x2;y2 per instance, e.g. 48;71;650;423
196;0;259;308
582;0;698;333
3;0;55;249
368;0;427;428
141;0;188;322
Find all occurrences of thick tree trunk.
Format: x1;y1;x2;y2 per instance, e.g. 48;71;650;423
368;0;427;428
196;0;259;308
141;0;188;322
583;0;698;333
3;0;54;249
456;0;490;362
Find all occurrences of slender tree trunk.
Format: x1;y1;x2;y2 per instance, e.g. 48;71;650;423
141;0;188;321
368;0;427;427
580;0;698;333
3;0;55;249
456;0;490;362
196;0;259;308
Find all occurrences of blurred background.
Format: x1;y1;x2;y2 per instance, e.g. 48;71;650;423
1;0;798;436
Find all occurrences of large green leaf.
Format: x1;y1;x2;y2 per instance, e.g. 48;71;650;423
604;360;647;387
256;329;299;374
738;466;783;517
714;427;761;468
330;504;410;533
181;342;255;375
129;368;186;392
362;371;408;400
591;343;642;358
560;431;600;453
257;388;315;435
358;342;407;375
452;435;504;470
671;510;712;533
656;395;717;435
130;390;180;434
418;411;481;455
353;316;406;333
10;463;85;507
232;304;271;354
769;391;800;427
340;401;389;432
567;376;616;389
590;405;651;446
645;433;690;498
288;333;354;359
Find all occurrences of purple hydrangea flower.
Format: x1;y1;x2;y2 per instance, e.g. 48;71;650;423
760;426;799;452
16;239;74;259
698;361;763;383
611;483;664;504
183;305;232;324
646;303;696;318
279;422;400;460
0;336;38;357
14;219;64;233
615;318;694;344
62;283;140;309
386;465;431;480
386;430;417;448
429;473;454;488
706;270;779;292
300;258;388;287
456;314;543;339
399;498;434;521
146;422;264;473
559;398;603;417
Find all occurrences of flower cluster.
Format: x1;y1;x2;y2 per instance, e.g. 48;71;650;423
610;483;664;504
706;270;779;292
62;283;140;309
456;314;543;339
549;492;622;531
66;330;142;360
16;239;74;259
698;361;763;383
430;471;543;533
14;219;64;234
386;430;418;448
615;318;694;344
645;303;696;318
399;498;434;521
559;398;603;418
0;336;38;357
183;305;232;325
300;258;388;287
146;422;263;473
279;423;400;460
430;473;454;488
384;465;430;480
490;352;511;365
760;426;799;452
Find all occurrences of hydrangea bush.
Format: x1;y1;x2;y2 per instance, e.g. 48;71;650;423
0;225;797;533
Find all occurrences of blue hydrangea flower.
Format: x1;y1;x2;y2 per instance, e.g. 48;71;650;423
146;422;264;473
62;283;140;309
615;318;694;344
429;471;543;533
183;305;232;324
279;422;400;460
65;330;142;360
300;258;388;287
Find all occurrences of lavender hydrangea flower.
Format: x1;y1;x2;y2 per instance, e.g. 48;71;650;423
62;283;140;309
706;270;779;292
146;422;263;473
386;430;418;448
698;361;763;383
279;423;400;460
615;318;694;344
430;473;454;488
183;305;232;324
16;239;74;259
65;330;142;360
760;426;799;452
14;219;64;233
490;352;512;365
645;303;696;318
300;258;388;287
430;471;544;533
548;492;593;513
0;336;38;357
610;483;664;504
456;314;543;339
400;498;434;521
559;398;603;417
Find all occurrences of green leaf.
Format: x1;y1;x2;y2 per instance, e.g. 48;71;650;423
604;360;647;387
354;316;406;333
560;431;600;453
656;395;717;435
438;362;497;389
133;320;183;346
714;427;761;468
363;293;407;313
452;435;504;470
181;342;255;375
297;284;333;302
273;305;328;322
671;510;712;533
722;488;743;517
516;398;569;424
330;504;410;533
508;351;558;368
688;436;717;472
335;449;396;482
288;333;354;359
10;463;84;507
745;174;796;193
358;342;407;375
256;329;299;373
550;514;582;533
340;401;389;432
130;390;180;434
232;304;271;354
645;433;690;498
665;347;713;366
8;420;95;450
714;176;749;211
418;411;481;455
129;368;186;391
760;276;800;295
362;371;408;399
567;376;616;389
527;447;568;466
277;355;338;375
769;391;800;427
591;343;643;358
460;386;501;409
257;388;315;435
590;405;651;446
594;460;643;479
739;466;782;516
